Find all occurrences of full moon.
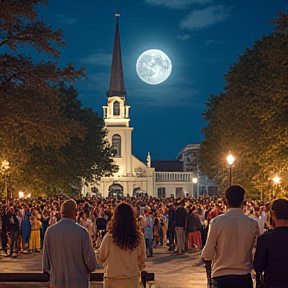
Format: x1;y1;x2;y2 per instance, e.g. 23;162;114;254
136;49;172;85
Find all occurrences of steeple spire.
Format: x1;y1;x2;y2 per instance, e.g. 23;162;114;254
107;12;126;98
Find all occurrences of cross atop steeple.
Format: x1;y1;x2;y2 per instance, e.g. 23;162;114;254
106;13;126;99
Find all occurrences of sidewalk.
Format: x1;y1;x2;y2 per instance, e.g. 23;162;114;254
144;246;207;288
0;247;208;288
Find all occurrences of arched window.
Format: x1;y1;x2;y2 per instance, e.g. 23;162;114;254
113;101;120;116
112;134;121;157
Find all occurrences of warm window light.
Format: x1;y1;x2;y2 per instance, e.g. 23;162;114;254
192;177;198;184
273;176;280;184
19;191;24;198
27;193;31;198
226;154;235;165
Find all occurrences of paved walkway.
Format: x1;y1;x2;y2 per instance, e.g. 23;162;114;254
145;247;207;288
0;247;208;288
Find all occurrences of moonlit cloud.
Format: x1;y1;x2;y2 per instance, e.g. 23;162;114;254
53;14;79;25
80;53;112;66
206;39;223;45
76;72;110;106
145;0;212;10
128;82;201;108
179;5;231;30
146;87;201;107
62;18;79;25
176;34;191;40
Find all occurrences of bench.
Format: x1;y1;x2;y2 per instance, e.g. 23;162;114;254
0;271;155;288
0;272;49;288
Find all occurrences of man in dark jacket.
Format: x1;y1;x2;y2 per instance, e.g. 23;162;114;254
167;202;176;251
254;198;288;288
174;200;187;255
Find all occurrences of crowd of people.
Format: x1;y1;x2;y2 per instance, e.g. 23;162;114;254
1;190;288;288
0;192;270;259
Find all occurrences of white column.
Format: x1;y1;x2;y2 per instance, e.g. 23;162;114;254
103;182;108;198
125;129;132;175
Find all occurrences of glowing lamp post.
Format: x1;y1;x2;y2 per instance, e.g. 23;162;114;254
226;153;235;186
272;176;280;198
192;177;199;198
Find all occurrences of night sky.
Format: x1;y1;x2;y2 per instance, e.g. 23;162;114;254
38;0;288;161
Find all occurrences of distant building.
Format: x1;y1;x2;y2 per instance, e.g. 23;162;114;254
151;160;194;198
177;144;217;196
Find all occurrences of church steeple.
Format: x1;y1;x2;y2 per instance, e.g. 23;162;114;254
107;12;126;99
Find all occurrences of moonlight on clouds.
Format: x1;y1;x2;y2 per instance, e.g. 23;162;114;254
136;49;172;85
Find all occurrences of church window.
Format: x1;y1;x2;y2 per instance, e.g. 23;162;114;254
176;187;184;198
158;187;166;198
112;134;121;157
113;101;120;116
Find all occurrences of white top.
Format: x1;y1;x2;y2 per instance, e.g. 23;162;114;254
201;208;260;278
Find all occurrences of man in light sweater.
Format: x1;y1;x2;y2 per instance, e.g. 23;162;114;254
43;199;97;288
201;185;259;288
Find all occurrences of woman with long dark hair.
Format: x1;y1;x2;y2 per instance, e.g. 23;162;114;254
96;202;146;288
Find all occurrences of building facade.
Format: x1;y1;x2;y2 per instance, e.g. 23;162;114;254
177;144;217;196
82;15;155;198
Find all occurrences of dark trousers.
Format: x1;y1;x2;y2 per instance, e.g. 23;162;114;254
266;285;288;288
169;221;175;247
210;274;253;288
1;231;8;254
201;226;208;248
9;230;19;256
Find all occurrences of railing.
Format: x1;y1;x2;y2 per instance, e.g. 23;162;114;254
155;172;193;183
0;271;154;288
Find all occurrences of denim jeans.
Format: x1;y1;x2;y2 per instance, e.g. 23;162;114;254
145;238;153;257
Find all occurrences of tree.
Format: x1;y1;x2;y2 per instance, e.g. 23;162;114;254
16;83;117;196
0;0;86;196
200;12;288;199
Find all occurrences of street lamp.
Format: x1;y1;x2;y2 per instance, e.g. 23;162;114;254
226;153;235;186
192;177;199;198
19;191;24;198
272;176;280;198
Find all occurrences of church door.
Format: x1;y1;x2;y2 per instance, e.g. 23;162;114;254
108;183;124;198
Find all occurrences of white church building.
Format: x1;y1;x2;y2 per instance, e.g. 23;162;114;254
82;15;196;198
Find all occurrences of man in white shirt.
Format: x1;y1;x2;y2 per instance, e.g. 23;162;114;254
201;185;260;288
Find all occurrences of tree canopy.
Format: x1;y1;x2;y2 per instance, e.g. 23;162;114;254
17;83;117;196
0;0;115;197
200;12;288;199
